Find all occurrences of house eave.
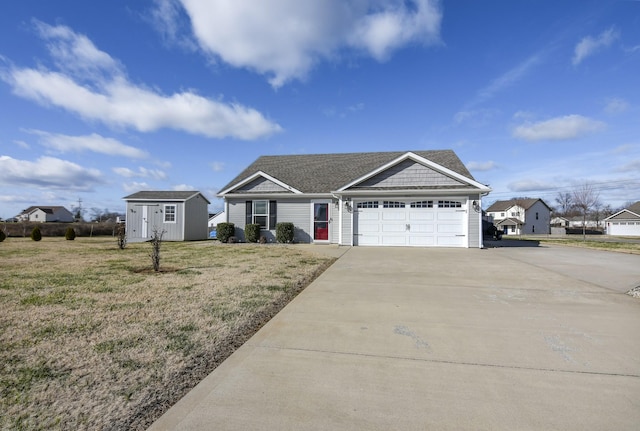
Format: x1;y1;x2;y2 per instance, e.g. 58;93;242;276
220;192;334;200
333;187;490;197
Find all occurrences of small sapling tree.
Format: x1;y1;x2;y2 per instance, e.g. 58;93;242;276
149;227;165;272
116;224;127;249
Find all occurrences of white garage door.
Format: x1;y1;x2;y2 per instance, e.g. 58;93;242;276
354;199;467;247
607;221;640;236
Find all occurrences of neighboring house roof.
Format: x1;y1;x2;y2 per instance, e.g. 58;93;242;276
604;201;640;221
19;206;68;216
219;150;480;195
486;198;551;213
123;191;211;204
496;217;523;226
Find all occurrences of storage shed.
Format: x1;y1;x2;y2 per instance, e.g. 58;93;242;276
123;191;210;242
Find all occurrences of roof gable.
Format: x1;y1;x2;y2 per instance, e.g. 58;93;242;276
219;150;487;196
487;198;550;213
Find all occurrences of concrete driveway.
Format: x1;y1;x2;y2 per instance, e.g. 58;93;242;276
149;245;640;430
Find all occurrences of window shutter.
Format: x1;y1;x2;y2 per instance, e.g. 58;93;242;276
269;200;277;230
245;201;252;226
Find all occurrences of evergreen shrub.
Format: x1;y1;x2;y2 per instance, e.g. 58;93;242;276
276;222;294;243
245;224;261;243
216;223;235;243
31;226;42;241
65;227;76;240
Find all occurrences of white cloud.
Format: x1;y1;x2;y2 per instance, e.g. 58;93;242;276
617;159;640;173
507;179;557;192
113;166;167;180
209;161;225;172
0;155;103;190
466;161;497;171
454;109;498;126
513;115;605;141
34;20;123;79
604;97;629;115
123;181;150;193
572;27;619;66
1;22;281;140
165;0;442;87
172;183;194;191
29;130;148;158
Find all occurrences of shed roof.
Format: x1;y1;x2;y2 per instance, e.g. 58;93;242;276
123;191;211;203
220;150;475;194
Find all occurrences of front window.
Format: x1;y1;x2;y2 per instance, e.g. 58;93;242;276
164;205;176;223
253;200;268;229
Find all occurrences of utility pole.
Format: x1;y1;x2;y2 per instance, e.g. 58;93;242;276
76;197;83;221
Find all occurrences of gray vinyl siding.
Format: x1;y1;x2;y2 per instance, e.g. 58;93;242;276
341;204;353;246
226;197;314;243
183;196;209;240
608;211;640;221
467;194;480;248
159;202;184;241
353;160;464;188
279;199;313;243
226;199;248;241
237;177;289;193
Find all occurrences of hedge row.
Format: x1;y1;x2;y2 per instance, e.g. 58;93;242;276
0;222;121;238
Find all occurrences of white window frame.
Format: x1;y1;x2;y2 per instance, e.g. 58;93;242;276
164;204;177;223
253;200;269;230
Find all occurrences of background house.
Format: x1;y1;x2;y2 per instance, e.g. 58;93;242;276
218;150;491;248
604;201;640;236
123;191;210;242
16;206;74;223
486;198;551;235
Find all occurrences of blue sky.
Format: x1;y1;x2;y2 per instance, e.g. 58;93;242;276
1;0;639;219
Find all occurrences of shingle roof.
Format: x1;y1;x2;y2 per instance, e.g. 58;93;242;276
20;206;67;215
627;201;640;215
123;191;210;203
220;150;475;194
486;198;549;212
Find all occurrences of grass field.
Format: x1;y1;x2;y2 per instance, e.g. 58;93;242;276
0;237;334;430
518;235;640;254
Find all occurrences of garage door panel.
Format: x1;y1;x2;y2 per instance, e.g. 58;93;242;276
358;211;380;221
354;199;467;247
437;224;464;234
382;211;406;221
411;224;434;233
437;212;464;221
437;236;465;246
382;224;407;233
409;211;434;221
408;236;435;246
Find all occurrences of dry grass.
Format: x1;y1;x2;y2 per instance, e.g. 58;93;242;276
0;237;334;430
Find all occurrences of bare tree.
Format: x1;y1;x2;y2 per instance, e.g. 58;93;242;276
554;192;574;217
572;183;600;240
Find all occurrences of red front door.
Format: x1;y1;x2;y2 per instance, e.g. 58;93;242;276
314;203;329;240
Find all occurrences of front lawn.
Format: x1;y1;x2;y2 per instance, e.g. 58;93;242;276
0;237;334;430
